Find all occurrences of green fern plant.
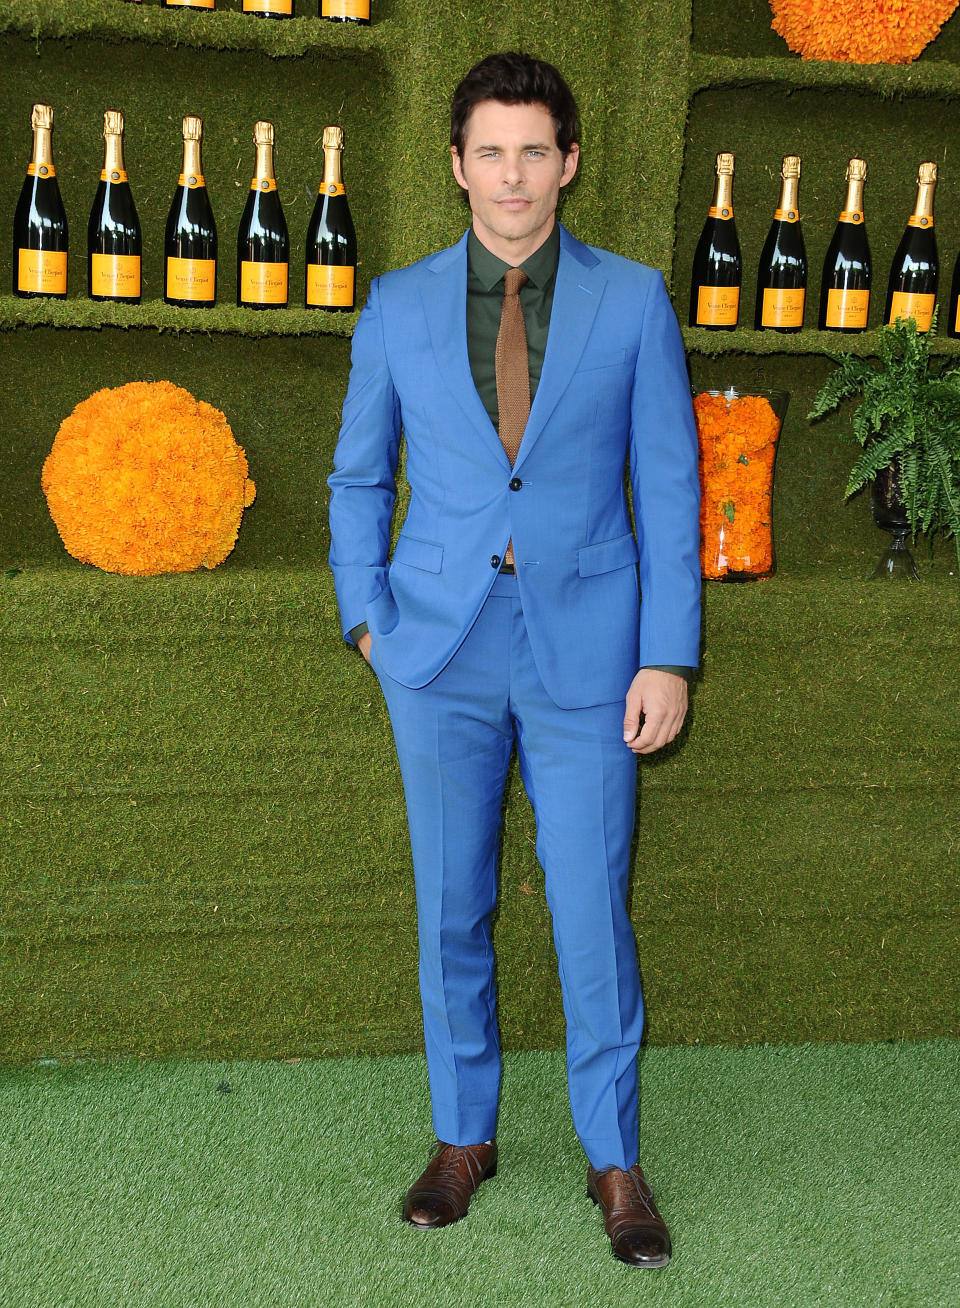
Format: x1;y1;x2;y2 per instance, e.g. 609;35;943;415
808;316;960;569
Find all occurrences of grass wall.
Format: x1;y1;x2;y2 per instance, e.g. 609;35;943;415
1;0;957;1064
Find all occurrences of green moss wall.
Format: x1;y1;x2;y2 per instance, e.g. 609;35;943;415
1;0;957;1064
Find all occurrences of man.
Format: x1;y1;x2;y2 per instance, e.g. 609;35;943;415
328;52;700;1268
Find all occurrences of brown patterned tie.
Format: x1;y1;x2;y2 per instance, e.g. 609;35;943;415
495;267;530;467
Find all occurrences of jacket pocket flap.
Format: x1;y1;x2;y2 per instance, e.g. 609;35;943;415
576;347;627;372
392;533;444;573
578;532;639;577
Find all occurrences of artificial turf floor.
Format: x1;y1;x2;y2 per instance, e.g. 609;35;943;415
2;1039;957;1307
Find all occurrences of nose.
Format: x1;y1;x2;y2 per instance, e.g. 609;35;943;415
500;152;525;188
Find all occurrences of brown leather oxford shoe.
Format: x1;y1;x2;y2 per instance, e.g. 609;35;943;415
402;1139;498;1229
587;1163;672;1267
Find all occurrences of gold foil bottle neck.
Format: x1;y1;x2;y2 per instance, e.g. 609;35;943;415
716;152;735;176
32;104;54;131
781;155;801;179
254;120;275;147
847;158;867;181
918;161;938;185
104;110;124;139
322;126;344;151
182;115;203;142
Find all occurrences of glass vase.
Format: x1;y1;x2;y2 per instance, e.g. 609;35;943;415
869;458;920;580
693;387;788;581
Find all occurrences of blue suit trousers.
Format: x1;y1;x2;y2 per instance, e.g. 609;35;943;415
371;572;644;1170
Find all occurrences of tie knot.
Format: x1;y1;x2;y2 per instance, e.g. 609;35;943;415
504;268;528;297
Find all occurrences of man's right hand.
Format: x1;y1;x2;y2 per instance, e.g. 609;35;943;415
357;631;373;664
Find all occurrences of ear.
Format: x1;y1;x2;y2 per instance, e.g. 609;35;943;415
560;143;580;189
450;146;469;192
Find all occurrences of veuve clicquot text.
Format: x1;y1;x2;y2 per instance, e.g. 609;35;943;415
305;125;357;311
755;155;806;332
243;0;293;16
88;110;142;303
819;158;871;333
13;103;68;299
237;120;289;309
320;0;370;23
164;115;217;307
689;151;741;330
885;162;938;333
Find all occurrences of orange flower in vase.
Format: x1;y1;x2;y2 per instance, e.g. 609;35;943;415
769;0;958;64
693;389;787;580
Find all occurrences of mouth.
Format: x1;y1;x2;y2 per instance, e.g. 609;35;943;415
497;197;532;211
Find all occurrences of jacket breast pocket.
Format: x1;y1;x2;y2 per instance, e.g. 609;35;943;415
575;347;628;373
391;532;444;573
578;532;639;577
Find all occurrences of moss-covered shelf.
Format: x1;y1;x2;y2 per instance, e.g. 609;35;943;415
689;53;960;99
683;326;960;358
0;0;394;57
0;295;359;337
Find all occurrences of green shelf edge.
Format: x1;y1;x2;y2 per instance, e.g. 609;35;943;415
689;52;960;99
0;0;394;58
0;295;359;338
683;325;960;358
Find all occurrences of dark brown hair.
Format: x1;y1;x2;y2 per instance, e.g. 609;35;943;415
450;52;580;158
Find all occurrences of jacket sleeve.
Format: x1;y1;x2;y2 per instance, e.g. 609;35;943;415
327;277;402;644
628;272;702;668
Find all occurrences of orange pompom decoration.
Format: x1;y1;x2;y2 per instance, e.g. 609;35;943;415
770;0;958;64
42;380;256;576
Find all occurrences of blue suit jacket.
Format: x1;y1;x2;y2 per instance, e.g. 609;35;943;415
328;224;701;710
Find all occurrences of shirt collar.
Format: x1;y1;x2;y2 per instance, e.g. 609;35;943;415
467;223;561;291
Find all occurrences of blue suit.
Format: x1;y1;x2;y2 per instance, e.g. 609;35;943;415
329;224;701;1168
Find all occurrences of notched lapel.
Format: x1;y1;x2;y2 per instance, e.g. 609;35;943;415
513;230;605;473
422;237;509;467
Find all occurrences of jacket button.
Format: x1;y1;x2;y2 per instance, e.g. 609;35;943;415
509;477;522;491
490;555;501;569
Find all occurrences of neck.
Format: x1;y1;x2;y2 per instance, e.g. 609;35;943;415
471;215;556;265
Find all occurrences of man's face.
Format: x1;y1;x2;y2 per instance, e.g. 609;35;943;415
451;99;579;262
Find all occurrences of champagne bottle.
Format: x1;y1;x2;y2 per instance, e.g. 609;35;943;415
320;1;370;25
243;0;293;15
237;121;289;309
689;151;741;330
885;162;938;333
305;125;357;311
88;110;142;303
755;154;806;333
13;103;68;299
819;158;871;333
946;249;960;339
162;1;215;9
164;115;217;308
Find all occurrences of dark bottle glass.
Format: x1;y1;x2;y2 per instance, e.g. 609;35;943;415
13;103;68;299
164;115;217;308
88;109;142;303
819;158;870;333
755;154;806;333
320;0;370;24
305;125;357;312
689;150;741;331
237;120;289;309
886;162;938;334
242;0;293;15
947;251;960;340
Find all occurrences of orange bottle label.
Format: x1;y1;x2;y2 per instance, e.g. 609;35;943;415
306;263;355;307
27;163;56;178
166;0;215;8
244;0;293;10
907;215;934;229
250;177;278;192
91;253;141;299
100;169;130;183
825;288;869;329
955;298;960;336
318;182;346;198
761;286;805;328
889;291;935;331
707;205;733;220
696;284;739;327
241;260;288;305
322;0;370;17
166;256;216;301
837;211;864;225
17;248;67;295
773;208;800;223
178;173;206;189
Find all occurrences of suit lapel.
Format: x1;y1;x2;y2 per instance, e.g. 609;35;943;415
513;226;604;474
421;233;510;469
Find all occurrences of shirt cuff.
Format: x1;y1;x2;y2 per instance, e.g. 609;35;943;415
641;665;692;681
348;621;369;646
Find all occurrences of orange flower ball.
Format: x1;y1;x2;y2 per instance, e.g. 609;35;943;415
42;380;256;577
770;0;958;64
